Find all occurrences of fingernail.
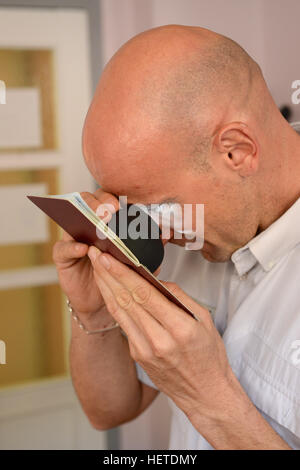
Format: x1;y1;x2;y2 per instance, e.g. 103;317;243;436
96;203;115;223
88;246;101;262
98;254;111;269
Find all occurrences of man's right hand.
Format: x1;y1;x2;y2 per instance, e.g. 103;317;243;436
52;189;120;320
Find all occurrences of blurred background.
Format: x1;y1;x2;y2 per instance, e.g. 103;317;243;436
0;0;299;450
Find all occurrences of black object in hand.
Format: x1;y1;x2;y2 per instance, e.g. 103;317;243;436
108;204;164;274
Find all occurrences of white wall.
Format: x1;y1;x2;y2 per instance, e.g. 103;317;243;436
260;0;300;120
100;0;300;120
100;0;153;66
98;0;300;449
152;0;265;66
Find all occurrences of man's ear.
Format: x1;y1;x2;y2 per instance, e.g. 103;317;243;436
213;121;259;177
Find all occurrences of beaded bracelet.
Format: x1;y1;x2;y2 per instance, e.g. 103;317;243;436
67;299;120;335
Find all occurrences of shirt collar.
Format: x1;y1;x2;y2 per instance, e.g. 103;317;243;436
249;196;300;271
231;197;300;276
231;121;300;276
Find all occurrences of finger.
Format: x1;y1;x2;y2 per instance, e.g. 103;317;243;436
53;239;89;266
93;188;120;212
92;266;159;354
92;253;168;335
89;247;197;331
81;190;120;219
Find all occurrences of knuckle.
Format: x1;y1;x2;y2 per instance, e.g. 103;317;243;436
93;189;120;211
174;325;194;344
132;284;151;305
134;345;154;363
79;191;91;201
52;241;63;262
115;288;132;309
139;352;152;364
151;340;171;358
80;192;98;212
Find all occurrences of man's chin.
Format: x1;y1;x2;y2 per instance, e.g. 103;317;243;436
199;250;214;261
200;250;226;262
201;248;232;263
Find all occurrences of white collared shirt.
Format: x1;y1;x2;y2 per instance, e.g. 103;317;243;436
135;122;300;450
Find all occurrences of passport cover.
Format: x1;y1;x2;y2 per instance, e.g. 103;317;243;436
27;193;197;319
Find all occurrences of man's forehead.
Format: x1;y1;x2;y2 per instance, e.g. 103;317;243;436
100;182;177;206
85;132;182;204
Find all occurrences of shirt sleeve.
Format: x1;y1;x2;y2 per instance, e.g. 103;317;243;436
135;361;159;390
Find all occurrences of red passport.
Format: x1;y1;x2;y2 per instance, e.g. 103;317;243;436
27;192;197;319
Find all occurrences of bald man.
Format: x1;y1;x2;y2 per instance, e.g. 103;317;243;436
53;25;300;449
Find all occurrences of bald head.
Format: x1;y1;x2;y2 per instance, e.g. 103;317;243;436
82;24;300;261
131;26;260;121
83;25;270;179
